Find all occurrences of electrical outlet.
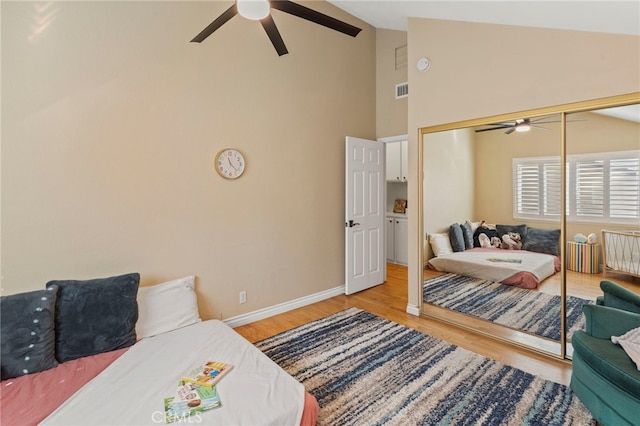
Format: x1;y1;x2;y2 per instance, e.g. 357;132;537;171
239;291;247;304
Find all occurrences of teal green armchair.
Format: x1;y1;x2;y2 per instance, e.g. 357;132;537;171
570;282;640;426
597;280;640;313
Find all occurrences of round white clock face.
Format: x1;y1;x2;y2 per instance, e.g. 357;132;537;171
215;149;245;179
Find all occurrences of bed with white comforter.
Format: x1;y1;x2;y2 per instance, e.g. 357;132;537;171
42;320;306;425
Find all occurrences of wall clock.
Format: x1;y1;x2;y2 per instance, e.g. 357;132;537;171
215;148;246;179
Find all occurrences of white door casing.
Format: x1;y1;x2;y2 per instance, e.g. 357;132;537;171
345;136;385;295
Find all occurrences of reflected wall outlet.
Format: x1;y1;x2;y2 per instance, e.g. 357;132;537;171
239;290;247;304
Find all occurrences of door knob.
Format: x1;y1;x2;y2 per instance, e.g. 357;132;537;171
346;220;360;228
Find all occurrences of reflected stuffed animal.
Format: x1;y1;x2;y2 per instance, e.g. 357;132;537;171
502;232;522;250
473;221;499;248
479;233;502;248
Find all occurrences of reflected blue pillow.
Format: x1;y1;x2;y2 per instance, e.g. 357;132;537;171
523;227;561;256
449;224;465;252
461;222;474;250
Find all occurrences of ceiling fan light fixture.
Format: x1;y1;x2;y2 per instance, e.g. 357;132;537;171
237;0;270;20
515;124;531;132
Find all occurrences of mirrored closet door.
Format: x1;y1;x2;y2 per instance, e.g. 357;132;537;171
564;103;640;357
419;93;640;358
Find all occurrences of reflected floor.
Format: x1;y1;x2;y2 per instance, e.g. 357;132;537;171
422;268;640;356
423;273;589;340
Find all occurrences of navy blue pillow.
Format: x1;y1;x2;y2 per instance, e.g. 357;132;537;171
1;286;58;380
523;228;561;256
46;273;139;362
449;224;465;252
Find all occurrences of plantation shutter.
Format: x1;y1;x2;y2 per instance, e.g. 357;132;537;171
516;164;540;215
609;157;640;219
575;160;604;218
543;162;562;216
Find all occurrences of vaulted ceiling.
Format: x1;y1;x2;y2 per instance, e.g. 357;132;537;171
327;1;640;35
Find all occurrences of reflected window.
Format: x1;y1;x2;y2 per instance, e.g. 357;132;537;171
513;150;640;224
513;156;563;219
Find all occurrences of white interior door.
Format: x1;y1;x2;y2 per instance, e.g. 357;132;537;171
345;136;385;295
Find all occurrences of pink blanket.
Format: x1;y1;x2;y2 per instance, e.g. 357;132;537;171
1;348;128;426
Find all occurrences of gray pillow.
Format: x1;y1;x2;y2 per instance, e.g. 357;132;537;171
523;228;561;256
449;223;465;252
461;222;474;250
1;286;58;380
46;273;139;362
496;224;528;243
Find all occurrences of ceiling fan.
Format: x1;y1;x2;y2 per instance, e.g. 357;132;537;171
191;0;362;56
475;116;584;135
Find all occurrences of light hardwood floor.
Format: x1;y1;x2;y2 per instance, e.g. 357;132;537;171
235;263;639;387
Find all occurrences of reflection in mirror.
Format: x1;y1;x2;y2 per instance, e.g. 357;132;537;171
565;104;640;357
419;95;640;359
422;113;573;356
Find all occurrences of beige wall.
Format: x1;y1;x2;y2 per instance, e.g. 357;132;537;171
376;29;408;138
423;128;475;260
407;18;640;308
1;1;376;320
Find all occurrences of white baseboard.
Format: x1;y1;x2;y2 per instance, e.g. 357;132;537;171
406;303;420;316
224;285;345;328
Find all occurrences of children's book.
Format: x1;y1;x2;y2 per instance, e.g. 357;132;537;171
180;361;234;388
164;386;222;424
173;380;219;403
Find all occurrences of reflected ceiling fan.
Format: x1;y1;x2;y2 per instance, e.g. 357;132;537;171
191;0;362;56
475;116;587;135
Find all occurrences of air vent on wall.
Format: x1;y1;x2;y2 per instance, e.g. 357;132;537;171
395;44;408;70
395;82;408;99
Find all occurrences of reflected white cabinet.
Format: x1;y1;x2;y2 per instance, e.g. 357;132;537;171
385;141;408;182
386;216;408;264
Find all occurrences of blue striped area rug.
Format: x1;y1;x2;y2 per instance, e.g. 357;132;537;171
256;308;594;426
423;274;591;341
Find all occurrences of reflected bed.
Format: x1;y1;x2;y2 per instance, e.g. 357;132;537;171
427;248;561;289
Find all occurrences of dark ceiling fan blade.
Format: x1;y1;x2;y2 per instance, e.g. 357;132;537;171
530;117;557;124
505;127;516;135
260;15;288;56
475;125;514;133
531;119;589;124
191;4;238;43
270;0;362;37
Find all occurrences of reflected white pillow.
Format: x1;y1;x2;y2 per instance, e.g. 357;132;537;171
136;276;201;339
429;233;453;257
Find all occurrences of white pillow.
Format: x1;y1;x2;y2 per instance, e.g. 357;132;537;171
136;276;201;339
429;233;453;257
612;326;640;371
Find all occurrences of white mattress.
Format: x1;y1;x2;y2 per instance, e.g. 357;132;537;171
428;249;557;284
42;320;304;425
